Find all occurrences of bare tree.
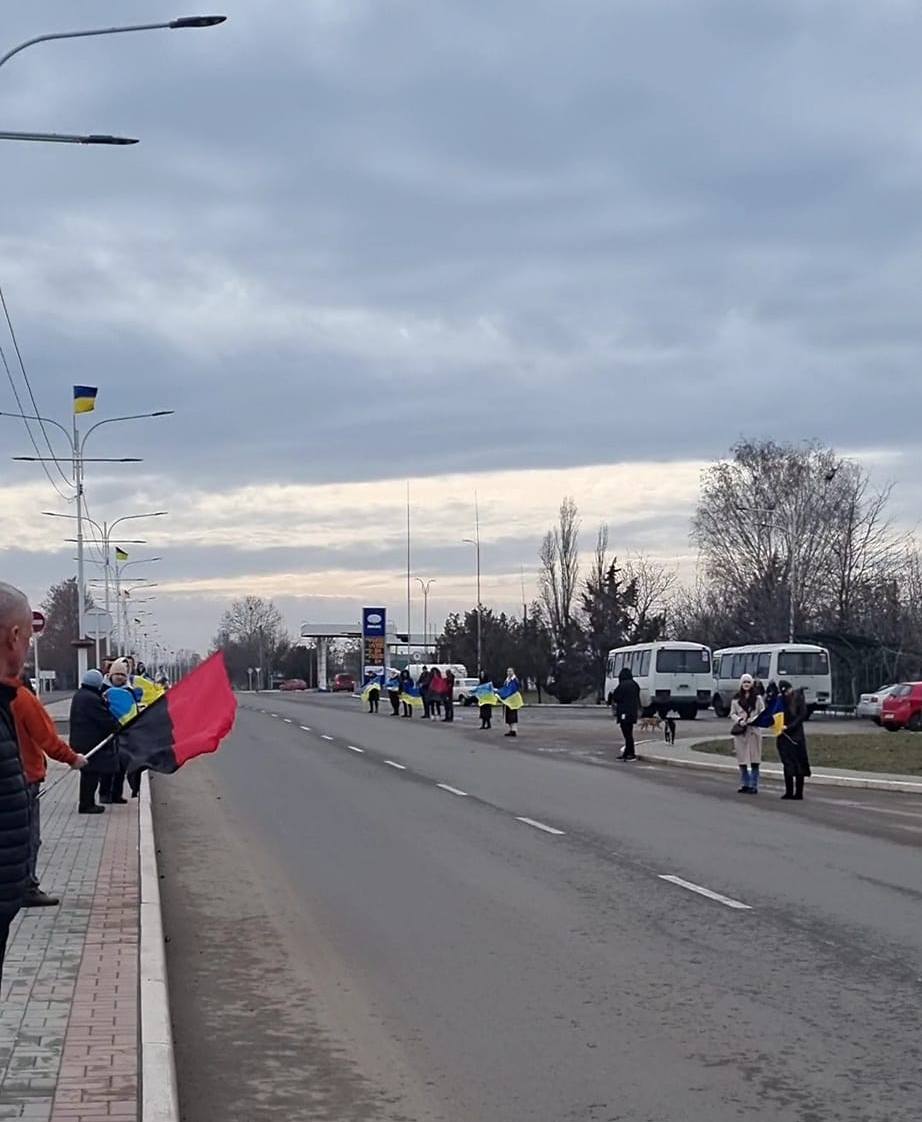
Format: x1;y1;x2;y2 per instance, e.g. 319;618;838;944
539;496;582;649
623;555;676;641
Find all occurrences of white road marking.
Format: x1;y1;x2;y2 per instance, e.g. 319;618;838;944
436;783;468;797
270;713;279;718
299;725;311;732
347;745;364;753
385;760;406;770
658;874;752;911
321;734;334;741
515;816;565;836
283;718;294;724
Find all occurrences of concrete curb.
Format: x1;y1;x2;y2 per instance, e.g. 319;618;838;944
639;749;922;794
139;771;180;1122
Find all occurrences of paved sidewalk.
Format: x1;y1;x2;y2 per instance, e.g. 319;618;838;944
0;767;139;1122
640;737;922;793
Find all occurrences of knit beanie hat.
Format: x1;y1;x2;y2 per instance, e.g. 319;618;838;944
109;658;131;678
82;669;104;689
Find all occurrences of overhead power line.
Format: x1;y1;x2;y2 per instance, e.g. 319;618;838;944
0;341;73;502
0;283;72;486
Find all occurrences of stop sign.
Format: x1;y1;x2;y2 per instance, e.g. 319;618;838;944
31;611;45;636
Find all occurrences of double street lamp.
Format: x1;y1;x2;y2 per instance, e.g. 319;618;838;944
415;578;436;658
1;406;173;676
0;15;227;146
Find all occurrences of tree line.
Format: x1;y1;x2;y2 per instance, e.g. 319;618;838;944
440;438;922;704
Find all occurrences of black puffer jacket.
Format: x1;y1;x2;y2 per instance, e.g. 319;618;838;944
0;681;29;920
611;667;641;723
68;685;120;775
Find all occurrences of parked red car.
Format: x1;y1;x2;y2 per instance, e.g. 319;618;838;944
880;682;922;731
279;679;307;692
331;673;355;693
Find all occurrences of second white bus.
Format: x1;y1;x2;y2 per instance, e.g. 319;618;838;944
604;642;713;720
711;643;832;716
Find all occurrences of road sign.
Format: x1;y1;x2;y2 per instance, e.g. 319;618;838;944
31;611;45;636
84;607;114;639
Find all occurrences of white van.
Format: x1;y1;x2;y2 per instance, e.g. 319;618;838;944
407;663;467;685
604;642;713;720
712;644;832;717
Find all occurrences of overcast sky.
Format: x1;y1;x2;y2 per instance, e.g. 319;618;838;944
2;0;922;655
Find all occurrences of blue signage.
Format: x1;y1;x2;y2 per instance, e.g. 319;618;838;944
362;608;386;638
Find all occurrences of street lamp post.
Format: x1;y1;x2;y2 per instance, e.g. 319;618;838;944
0;16;226;146
49;511;167;655
415;578;436;658
462;538;482;677
3;406;173;678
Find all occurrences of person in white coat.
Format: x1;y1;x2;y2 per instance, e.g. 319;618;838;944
730;673;765;794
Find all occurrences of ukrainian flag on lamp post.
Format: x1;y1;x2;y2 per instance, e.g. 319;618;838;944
73;385;98;414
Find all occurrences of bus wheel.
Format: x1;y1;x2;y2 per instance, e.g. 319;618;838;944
678;705;698;721
712;697;729;719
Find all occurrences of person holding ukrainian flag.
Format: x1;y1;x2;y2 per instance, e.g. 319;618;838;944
398;668;423;718
498;667;524;738
473;672;498;729
361;671;382;714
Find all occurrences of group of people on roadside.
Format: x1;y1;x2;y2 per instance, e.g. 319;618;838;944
363;665;522;737
729;674;811;799
70;655;165;814
609;663;812;798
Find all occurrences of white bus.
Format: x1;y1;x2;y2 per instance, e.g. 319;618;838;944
604;642;713;720
711;643;832;717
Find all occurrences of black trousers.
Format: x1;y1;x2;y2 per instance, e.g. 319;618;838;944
368;693;379;713
79;770;101;810
101;764;126;801
619;719;636;757
128;768;145;796
480;704;492;728
389;692;401;715
421;694;431;718
443;697;454;722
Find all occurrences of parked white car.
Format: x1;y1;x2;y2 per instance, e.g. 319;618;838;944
455;677;482;705
856;684;899;724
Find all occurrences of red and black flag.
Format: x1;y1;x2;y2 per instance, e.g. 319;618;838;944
119;653;237;773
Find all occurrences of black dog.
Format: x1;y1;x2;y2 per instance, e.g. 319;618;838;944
664;717;677;745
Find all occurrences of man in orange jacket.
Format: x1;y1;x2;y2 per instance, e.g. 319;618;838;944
9;682;87;907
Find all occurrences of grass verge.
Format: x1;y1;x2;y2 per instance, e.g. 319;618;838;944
693;734;922;775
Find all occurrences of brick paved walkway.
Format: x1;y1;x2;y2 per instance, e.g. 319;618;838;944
0;768;139;1122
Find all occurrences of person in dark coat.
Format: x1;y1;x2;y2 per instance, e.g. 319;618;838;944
478;671;493;730
777;680;811;800
442;670;455;723
611;666;641;760
69;671;120;814
398;668;414;718
386;671;401;716
419;667;432;719
0;583;33;981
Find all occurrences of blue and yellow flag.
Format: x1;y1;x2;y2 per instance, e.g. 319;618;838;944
755;696;785;736
385;674;401;693
115;547;129;562
73;385;98;414
361;674;384;702
472;682;500;707
134;675;165;709
105;685;139;726
399;680;424;708
498;679;525;711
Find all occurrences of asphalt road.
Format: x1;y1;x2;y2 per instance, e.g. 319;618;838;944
154;692;922;1122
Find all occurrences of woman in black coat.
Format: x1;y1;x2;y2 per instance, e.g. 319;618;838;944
68;671;120;814
776;680;811;800
0;679;30;981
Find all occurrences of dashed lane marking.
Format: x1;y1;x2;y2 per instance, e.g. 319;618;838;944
658;874;752;911
436;783;468;797
515;816;565;836
385;760;407;770
321;735;334;741
347;745;365;753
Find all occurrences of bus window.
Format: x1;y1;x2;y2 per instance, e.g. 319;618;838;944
778;650;829;677
639;650;650;676
756;652;771;679
713;654;722;677
657;648;711;674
